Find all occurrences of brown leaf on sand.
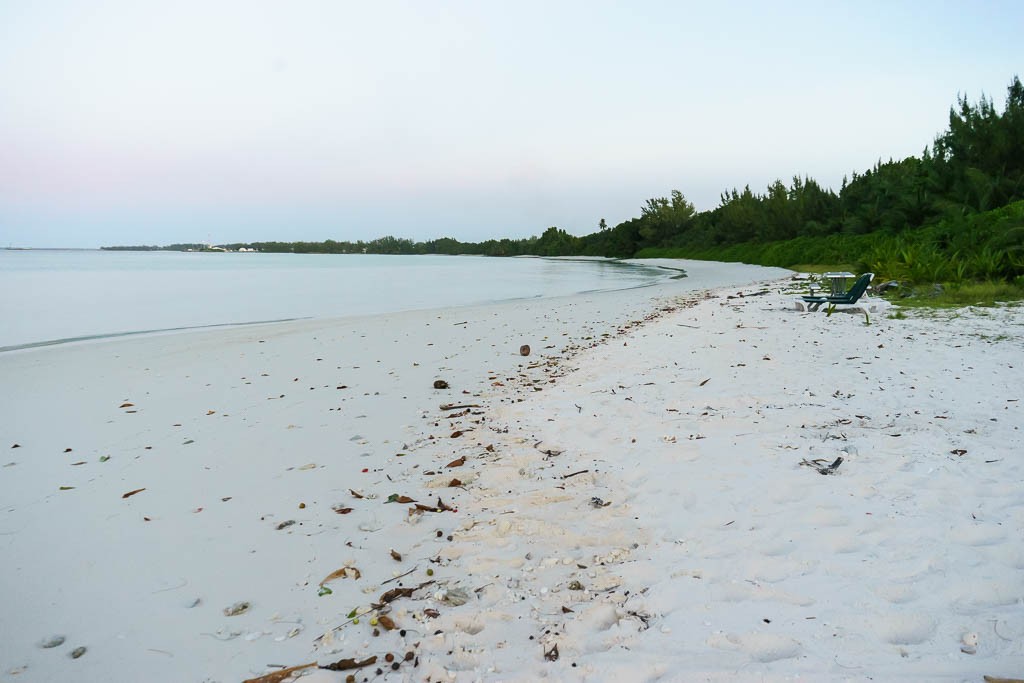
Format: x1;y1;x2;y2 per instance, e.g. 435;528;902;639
413;503;440;513
333;506;353;515
122;488;146;499
984;678;1024;683
561;606;574;613
243;662;317;683
448;478;463;487
446;456;466;468
321;655;377;672
423;608;440;618
436;497;455;512
119;402;134;408
544;643;559;661
387;494;417;504
377;614;397;630
11;444;21;449
63;448;72;453
699;378;710;387
390;548;402;561
450;430;463;438
349;489;365;499
206;410;216;415
320;566;361;585
379;580;434;606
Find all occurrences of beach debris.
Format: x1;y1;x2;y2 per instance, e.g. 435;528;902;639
99;455;110;462
333;506;354;514
59;486;75;491
520;344;531;356
440;403;480;411
534;442;564;457
961;631;979;654
800;457;843;475
590;497;611;508
276;520;296;530
243;662;317;683
446;456;466;468
951;449;967;456
699;378;711;386
69;646;86;659
544;643;560;661
441;587;471;606
984;678;1024;683
386;494;417;504
223;601;250;616
349;489;365;499
321;656;377;672
390;548;402;561
378;580;434;606
11;444;20;449
321;566;361;584
433;380;449;389
567;580;584;591
39;635;65;649
317;586;333;597
122;488;146;499
63;448;72;453
561;470;589;479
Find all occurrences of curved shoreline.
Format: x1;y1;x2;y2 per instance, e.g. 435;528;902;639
0;261;796;681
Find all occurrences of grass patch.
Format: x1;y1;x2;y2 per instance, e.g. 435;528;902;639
888;281;1024;308
787;263;859;274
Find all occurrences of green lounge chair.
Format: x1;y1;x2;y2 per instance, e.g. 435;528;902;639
801;273;874;312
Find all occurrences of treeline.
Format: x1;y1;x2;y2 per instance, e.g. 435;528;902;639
108;77;1024;284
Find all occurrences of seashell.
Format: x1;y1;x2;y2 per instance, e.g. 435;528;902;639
223;601;250;617
39;635;65;649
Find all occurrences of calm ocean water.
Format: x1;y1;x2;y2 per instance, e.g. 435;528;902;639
0;250;680;350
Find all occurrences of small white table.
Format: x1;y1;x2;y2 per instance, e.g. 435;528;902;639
822;271;855;296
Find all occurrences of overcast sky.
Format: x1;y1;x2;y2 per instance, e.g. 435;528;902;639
1;1;1021;248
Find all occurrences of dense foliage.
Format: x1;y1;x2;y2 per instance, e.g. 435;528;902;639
108;77;1024;284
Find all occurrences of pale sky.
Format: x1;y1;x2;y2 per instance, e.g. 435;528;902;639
1;1;1021;248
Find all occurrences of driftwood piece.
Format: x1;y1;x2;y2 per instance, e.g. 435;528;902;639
243;662;317;683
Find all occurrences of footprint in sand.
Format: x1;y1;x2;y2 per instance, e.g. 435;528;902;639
879;613;936;645
873;583;920;604
950;581;1021;614
707;632;802;663
947;524;1007;547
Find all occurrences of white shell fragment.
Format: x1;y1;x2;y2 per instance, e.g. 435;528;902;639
223;601;251;617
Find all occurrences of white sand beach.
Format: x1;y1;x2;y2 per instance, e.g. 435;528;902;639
2;261;1022;683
